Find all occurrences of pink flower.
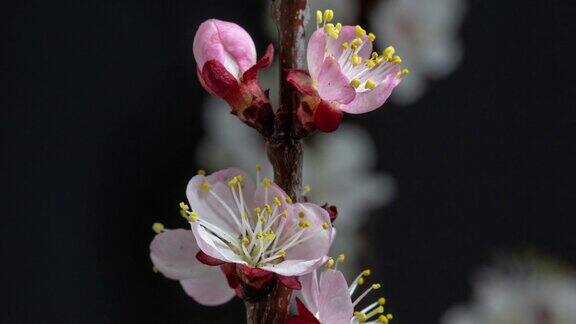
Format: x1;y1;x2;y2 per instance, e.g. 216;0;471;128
287;264;394;324
287;10;408;133
150;167;334;304
193;19;274;136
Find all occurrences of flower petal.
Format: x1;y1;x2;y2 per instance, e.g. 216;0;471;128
150;229;201;280
180;268;235;306
259;257;328;277
282;203;333;261
340;67;402;114
318;270;354;324
316;56;356;104
186;168;256;236
300;270;320;315
287;69;318;96
191;222;246;264
307;28;328;81
201;59;239;98
193;19;257;77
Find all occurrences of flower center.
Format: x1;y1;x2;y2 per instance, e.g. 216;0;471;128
316;9;409;92
181;167;329;268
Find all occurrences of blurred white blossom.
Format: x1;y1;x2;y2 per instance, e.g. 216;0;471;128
196;98;396;277
370;0;467;105
442;256;576;324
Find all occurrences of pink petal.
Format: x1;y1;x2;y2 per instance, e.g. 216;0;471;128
340;67;402;114
150;229;202;280
313;100;343;133
318;270;354;324
186;168;256;236
201;59;240;98
287;69;318;96
307;28;328;81
193;19;257;78
191;222;246;264
300;270;320;315
281;203;332;261
196;250;226;266
150;229;235;305
316;56;356;104
259;257;327;277
180;268;235;306
326;26;373;60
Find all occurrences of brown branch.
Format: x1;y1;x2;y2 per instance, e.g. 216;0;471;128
244;1;308;323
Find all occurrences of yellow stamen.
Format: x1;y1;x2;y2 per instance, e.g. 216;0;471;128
325;258;335;269
350;78;361;88
188;211;199;222
337;254;346;263
355;25;367;37
358;277;365;285
298;220;311;228
298;211;306;218
354;311;368;323
152;266;159;273
197;169;206;176
351;37;363;49
368;32;376;42
365;79;377;90
378;297;386;305
255;163;262;172
285;196;293;204
273;196;282;206
316;10;323;25
351;54;362;66
303;185;311;194
242;236;250;245
200;182;211;192
383;46;395;60
341;41;349;49
323;9;334;22
262;177;271;188
362;269;372;276
322;222;330;230
278;249;286;257
227;176;239;188
179;202;189;211
391;55;402;64
365;59;376;68
372;283;382;290
366;306;385;319
335;22;342;32
324;23;339;39
152;222;164;234
264;203;272;214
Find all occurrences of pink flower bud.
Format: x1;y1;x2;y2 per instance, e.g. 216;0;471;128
193;19;274;137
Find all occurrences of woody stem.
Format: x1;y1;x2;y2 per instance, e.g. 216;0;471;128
245;1;308;324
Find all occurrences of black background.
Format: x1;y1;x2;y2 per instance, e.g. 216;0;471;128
2;0;575;323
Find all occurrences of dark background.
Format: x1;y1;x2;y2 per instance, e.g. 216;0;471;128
2;0;574;323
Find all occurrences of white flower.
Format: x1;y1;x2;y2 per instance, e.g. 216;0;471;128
441;257;576;324
196;98;396;277
370;0;467;105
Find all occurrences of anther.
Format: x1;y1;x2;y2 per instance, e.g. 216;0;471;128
278;249;286;257
362;269;372;276
323;9;334;22
303;185;311;194
365;80;377;90
322;222;330;230
285;196;293;204
316;10;323;25
325;258;335;269
341;42;349;49
152;266;159;273
324;23;339;39
391;55;402;64
197;169;206;176
372;283;381;290
378;297;386;305
383;46;395;60
262;177;271;188
368;32;376;42
179;202;189;211
355;25;367;37
351;54;362;66
188;211;199;222
152;222;164;234
298;211;305;218
255;163;262;172
350;78;361;88
298;220;311;228
200;182;211;192
337;254;346;263
274;196;282;206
